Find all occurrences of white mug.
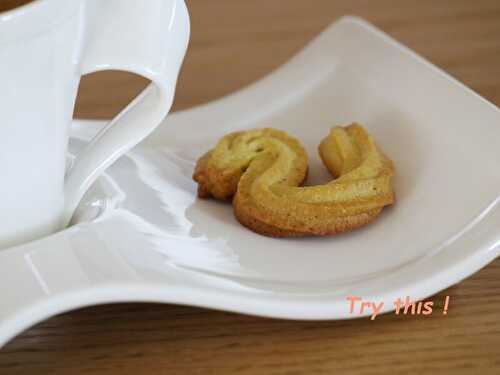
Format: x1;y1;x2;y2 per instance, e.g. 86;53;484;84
0;0;189;249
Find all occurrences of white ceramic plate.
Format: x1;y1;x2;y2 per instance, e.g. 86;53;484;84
1;16;499;347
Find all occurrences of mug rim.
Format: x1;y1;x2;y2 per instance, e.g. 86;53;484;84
0;0;80;44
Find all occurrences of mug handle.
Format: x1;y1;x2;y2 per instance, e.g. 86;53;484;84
62;0;190;226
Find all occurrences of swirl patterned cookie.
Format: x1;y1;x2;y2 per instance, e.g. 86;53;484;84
193;123;395;237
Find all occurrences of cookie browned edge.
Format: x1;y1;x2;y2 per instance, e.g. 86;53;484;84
233;195;383;237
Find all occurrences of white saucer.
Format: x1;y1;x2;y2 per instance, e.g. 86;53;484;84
1;16;499;347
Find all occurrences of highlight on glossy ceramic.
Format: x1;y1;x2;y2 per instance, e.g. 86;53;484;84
0;16;499;348
0;0;189;249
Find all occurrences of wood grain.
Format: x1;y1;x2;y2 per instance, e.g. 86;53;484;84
0;0;34;13
1;0;500;374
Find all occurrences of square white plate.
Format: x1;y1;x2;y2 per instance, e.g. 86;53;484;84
1;16;499;347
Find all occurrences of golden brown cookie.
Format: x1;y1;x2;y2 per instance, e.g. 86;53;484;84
193;124;395;237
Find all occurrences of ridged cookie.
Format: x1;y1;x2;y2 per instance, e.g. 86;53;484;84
193;124;395;237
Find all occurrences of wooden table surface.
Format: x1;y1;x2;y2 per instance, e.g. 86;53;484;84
1;1;500;374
